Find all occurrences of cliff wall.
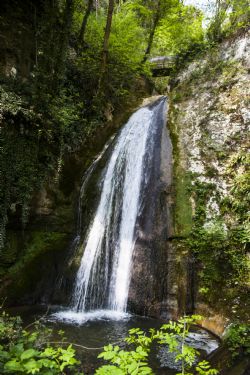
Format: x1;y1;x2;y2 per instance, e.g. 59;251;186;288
168;30;249;330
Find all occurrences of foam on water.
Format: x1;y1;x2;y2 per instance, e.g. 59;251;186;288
186;331;219;354
49;309;131;325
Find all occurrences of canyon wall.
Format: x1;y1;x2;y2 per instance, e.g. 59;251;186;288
168;30;249;329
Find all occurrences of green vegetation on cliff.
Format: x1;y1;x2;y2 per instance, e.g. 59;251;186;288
0;1;249;364
169;37;249;322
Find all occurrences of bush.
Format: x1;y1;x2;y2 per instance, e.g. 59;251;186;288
0;309;80;374
96;315;218;375
224;323;250;358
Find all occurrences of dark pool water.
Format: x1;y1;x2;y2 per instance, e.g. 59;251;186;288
8;306;219;375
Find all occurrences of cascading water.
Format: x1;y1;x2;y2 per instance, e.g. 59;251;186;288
54;137;114;292
46;99;219;365
52;97;168;322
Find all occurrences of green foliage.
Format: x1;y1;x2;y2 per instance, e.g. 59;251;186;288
224;323;250;358
178;150;249;318
0;0;153;250
96;315;218;375
222;152;250;224
0;309;80;374
207;0;250;42
184;177;249;308
0;83;54;248
96;343;152;375
153;4;204;56
78;5;147;109
195;361;219;375
0;311;219;375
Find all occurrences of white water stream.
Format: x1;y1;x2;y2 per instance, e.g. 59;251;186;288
53;98;167;322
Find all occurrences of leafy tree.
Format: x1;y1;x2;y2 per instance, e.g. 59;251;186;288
141;0;162;63
207;0;230;42
124;0;188;61
152;3;204;56
207;0;250;42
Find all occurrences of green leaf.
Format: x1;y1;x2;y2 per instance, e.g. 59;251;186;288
9;343;24;357
4;359;24;372
139;367;153;375
40;347;57;358
127;361;138;373
37;358;57;369
23;359;41;374
20;349;39;361
95;365;124;374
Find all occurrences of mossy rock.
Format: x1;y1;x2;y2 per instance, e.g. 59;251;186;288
0;230;70;305
167;100;192;237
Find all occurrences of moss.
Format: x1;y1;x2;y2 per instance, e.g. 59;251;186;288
182;176;249;321
171;48;247;107
153;77;170;94
174;169;193;236
205;166;217;178
9;231;67;273
0;232;20;273
168;97;193;238
0;230;70;304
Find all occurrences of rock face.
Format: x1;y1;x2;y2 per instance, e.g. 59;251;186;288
172;31;249;189
168;30;250;326
0;0;41;79
128;100;174;318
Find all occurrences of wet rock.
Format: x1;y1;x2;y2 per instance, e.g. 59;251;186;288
128;103;174;318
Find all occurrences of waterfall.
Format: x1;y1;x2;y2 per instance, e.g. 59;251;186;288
52;97;168;323
70;97;167;314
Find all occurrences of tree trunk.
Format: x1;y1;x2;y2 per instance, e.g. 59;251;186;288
97;0;115;92
53;0;74;91
78;0;94;48
102;0;115;72
56;0;74;67
209;0;229;41
142;0;161;63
